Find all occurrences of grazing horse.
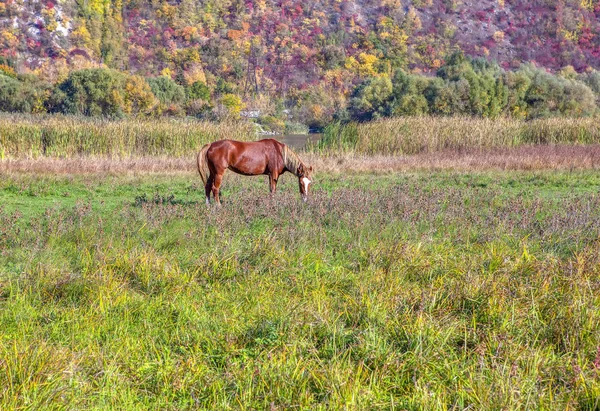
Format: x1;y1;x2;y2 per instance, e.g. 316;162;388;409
197;139;313;205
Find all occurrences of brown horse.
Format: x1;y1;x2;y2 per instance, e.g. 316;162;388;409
197;139;313;205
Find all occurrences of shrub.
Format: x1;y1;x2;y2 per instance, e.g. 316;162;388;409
123;75;157;115
348;76;393;120
218;94;245;118
0;74;51;113
146;76;185;106
186;81;211;101
49;68;129;117
256;115;285;133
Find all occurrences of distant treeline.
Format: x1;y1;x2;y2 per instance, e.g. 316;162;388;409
1;52;600;128
347;52;600;122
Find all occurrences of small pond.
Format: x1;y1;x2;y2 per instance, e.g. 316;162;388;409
259;134;322;151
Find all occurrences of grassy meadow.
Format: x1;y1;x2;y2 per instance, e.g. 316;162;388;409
1;169;600;409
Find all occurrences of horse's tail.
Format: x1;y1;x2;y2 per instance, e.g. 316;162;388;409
196;143;211;185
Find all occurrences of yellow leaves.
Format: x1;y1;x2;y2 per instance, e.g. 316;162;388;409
309;104;324;121
46;21;58;32
345;56;358;70
183;64;206;86
160;68;173;78
89;0;107;16
498;0;505;7
1;30;17;44
493;31;505;43
256;0;267;11
179;26;199;42
559;65;577;79
157;3;176;20
581;0;594;11
186;48;201;64
42;6;56;19
219;94;245;117
345;53;380;76
0;64;16;78
123;75;157;115
560;29;579;42
72;23;92;48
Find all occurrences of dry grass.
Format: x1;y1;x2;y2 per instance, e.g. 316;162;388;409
3;145;600;175
318;117;600;155
0;113;254;158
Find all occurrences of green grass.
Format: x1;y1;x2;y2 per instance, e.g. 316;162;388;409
1;170;600;409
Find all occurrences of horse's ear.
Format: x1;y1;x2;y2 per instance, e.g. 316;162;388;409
308;166;313;173
297;164;304;176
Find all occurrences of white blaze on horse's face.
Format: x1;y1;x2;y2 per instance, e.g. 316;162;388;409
300;177;311;202
302;177;311;193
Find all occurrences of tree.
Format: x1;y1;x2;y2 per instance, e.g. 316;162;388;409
186;81;211;101
388;70;434;116
49;68;127;116
147;76;186;106
48;68;156;117
348;76;393;120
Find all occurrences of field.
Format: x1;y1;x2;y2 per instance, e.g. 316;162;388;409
1;114;600;409
1;163;600;409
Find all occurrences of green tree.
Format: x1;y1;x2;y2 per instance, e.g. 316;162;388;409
435;52;507;117
48;68;156;117
519;64;596;119
186;81;211;101
348;76;393;120
147;76;186;106
0;74;51;113
49;68;127;117
388;70;437;116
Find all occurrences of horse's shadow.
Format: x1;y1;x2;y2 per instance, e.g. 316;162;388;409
133;193;200;207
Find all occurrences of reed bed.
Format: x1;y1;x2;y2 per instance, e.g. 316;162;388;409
0;113;254;159
316;117;600;155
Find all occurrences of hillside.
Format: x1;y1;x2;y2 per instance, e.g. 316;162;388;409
2;0;600;90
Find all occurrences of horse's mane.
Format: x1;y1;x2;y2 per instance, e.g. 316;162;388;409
282;144;303;176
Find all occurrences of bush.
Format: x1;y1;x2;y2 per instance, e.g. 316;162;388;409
256;115;285;133
186;81;211;101
284;122;310;134
218;94;245;118
389;70;438;116
0;74;51;113
123;75;157;115
348;76;393;121
49;68;130;117
519;64;596;119
146;76;185;106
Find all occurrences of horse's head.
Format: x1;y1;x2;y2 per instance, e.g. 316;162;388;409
297;163;313;202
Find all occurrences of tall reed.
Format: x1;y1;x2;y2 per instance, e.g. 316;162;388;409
316;117;600;155
0;114;254;158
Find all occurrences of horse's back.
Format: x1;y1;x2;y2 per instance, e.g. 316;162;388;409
206;138;284;175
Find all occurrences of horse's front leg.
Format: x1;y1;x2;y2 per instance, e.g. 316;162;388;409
269;173;278;194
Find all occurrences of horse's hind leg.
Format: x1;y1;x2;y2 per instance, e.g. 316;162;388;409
212;173;223;206
205;175;214;206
